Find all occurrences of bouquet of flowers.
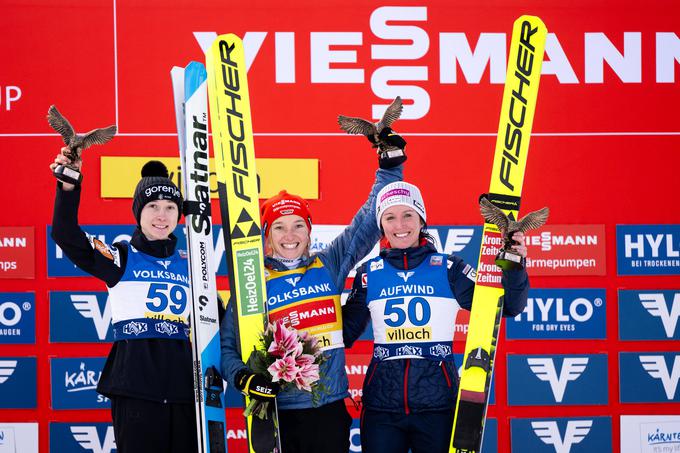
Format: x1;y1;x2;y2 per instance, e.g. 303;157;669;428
244;319;326;419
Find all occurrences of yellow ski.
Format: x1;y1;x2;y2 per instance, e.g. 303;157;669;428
450;16;547;453
206;34;281;453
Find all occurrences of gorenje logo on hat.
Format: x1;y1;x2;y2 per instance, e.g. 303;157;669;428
144;184;181;198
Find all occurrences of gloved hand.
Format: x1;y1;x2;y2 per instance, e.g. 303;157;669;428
375;127;407;169
234;368;280;401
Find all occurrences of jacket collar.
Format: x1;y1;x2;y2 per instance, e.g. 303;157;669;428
131;228;177;258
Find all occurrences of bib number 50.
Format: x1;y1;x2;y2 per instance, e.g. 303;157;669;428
384;296;431;327
145;283;187;314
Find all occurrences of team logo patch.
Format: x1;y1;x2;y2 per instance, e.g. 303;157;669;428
122;321;147;336
430;255;443;266
155;321;179;336
370;259;384;272
285;276;302;287
430;344;452;358
374;346;390;360
361;273;368;288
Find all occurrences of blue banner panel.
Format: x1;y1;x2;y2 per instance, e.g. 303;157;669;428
0;357;36;408
616;225;680;275
50;357;109;410
507;354;608;405
620;352;680;402
507;288;606;339
511;417;612;452
618;289;680;340
50;291;113;343
0;292;35;344
47;225;229;277
50;423;116;453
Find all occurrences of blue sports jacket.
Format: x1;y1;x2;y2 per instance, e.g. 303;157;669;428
220;165;402;410
343;242;529;413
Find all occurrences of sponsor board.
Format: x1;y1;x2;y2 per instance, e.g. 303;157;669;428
511;417;612;452
0;226;34;279
620;415;680;453
507;354;608;405
0;357;36;409
100;156;318;199
0;423;38;453
50;358;109;409
620;352;680;402
50;292;113;343
508;288;606;339
47;225;229;277
49;423;116;453
617;225;680;275
48;224;482;279
0;292;35;344
619;290;680;340
524;225;606;276
311;225;482;278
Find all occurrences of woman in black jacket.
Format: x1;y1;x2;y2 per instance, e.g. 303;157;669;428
50;149;196;453
343;181;530;453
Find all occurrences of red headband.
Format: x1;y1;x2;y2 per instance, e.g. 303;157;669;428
260;190;312;237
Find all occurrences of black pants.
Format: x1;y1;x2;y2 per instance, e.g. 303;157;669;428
278;399;352;453
360;408;454;453
110;396;198;453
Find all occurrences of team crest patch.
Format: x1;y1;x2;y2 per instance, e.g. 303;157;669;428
155;321;179;336
374;346;390;360
429;255;443;266
396;345;422;356
370;259;384;272
122;321;147;336
361;273;368;288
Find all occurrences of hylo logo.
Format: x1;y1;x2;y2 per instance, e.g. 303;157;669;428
0;301;30;327
527;357;589;402
531;420;592;453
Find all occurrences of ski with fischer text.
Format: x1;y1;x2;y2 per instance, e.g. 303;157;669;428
206;34;282;453
450;15;547;453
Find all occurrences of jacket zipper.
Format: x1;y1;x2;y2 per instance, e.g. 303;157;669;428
440;361;452;387
366;362;378;386
402;251;410;414
403;359;410;414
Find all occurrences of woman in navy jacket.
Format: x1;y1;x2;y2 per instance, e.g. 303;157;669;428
343;181;530;453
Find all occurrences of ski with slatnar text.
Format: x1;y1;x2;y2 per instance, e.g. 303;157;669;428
171;61;227;453
206;34;282;453
450;16;547;453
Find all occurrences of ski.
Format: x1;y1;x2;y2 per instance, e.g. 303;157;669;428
450;16;547;453
172;61;227;453
206;34;282;453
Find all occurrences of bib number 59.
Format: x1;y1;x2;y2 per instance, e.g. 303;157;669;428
146;283;187;314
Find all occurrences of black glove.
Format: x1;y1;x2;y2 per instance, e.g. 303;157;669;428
234;368;280;401
376;127;407;169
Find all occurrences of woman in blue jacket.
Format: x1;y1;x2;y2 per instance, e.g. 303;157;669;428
220;129;405;453
343;181;530;453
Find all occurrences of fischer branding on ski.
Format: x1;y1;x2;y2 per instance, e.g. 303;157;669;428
206;34;281;453
450;16;546;453
172;61;227;453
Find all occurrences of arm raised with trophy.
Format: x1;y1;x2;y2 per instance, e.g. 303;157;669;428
48;107;123;287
